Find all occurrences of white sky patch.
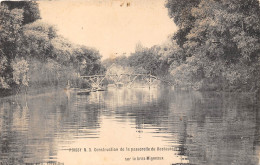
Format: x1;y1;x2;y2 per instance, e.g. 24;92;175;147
38;0;177;59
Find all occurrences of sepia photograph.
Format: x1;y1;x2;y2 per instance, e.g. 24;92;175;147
0;0;259;164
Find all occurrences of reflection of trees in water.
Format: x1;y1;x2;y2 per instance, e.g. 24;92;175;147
101;88;160;108
100;88;170;127
0;91;102;164
107;90;260;165
0;89;259;165
0;99;26;164
0;98;56;164
180;92;259;165
253;95;260;160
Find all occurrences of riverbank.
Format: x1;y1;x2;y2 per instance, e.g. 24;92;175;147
0;85;65;99
1;84;259;101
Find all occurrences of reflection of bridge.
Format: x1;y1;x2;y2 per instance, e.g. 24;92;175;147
80;74;170;89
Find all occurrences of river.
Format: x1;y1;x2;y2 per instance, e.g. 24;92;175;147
0;87;259;165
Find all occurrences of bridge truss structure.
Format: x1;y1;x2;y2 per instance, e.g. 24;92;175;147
80;73;167;89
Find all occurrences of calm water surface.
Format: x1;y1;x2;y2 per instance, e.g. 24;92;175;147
0;87;259;165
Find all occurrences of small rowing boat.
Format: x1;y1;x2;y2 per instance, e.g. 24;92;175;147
77;89;91;95
96;87;106;91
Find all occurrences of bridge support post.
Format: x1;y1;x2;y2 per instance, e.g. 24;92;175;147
149;73;152;89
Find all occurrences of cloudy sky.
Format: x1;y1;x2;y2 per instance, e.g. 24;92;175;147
38;0;177;59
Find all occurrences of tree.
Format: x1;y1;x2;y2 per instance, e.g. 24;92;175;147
11;58;29;86
166;0;260;91
165;0;200;47
72;45;102;75
128;46;161;75
0;1;103;93
2;1;40;25
0;4;24;88
22;21;56;61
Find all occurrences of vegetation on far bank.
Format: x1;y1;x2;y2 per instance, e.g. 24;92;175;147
0;2;103;96
1;0;260;96
104;0;260;92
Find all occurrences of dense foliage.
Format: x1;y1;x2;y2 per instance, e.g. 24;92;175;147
1;1;259;93
165;0;260;91
0;2;102;93
103;42;178;78
103;0;260;91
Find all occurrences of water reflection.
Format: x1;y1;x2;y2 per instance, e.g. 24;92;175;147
0;88;259;164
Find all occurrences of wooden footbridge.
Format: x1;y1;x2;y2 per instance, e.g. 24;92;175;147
80;73;171;89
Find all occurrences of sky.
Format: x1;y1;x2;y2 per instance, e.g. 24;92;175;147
38;0;177;59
